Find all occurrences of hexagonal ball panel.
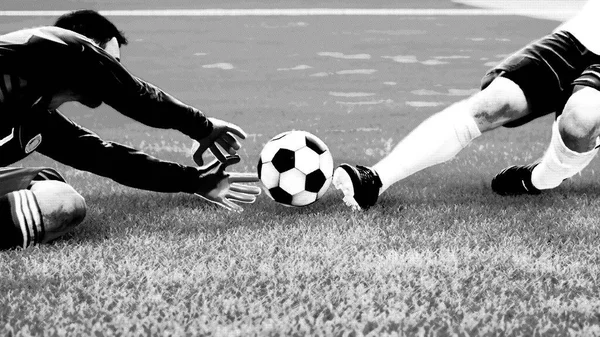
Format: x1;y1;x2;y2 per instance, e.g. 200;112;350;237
317;176;332;199
279;168;307;195
258;161;281;189
319;150;334;178
271;148;295;173
268;186;293;205
260;139;283;163
304;132;328;155
295;147;320;174
257;157;262;178
305;169;326;193
292;190;317;207
278;131;307;151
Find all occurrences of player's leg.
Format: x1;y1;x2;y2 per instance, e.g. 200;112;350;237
492;85;600;195
0;168;86;249
335;31;589;209
529;85;600;190
334;76;530;210
29;180;86;243
492;47;600;195
373;76;528;188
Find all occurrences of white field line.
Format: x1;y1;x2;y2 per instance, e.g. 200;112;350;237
0;8;577;17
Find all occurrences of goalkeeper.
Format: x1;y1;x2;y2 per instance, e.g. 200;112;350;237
0;10;261;250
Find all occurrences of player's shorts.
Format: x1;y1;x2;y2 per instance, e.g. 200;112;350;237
0;167;66;196
481;30;600;128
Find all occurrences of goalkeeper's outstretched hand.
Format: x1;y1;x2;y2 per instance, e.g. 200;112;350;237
193;117;246;165
195;155;261;212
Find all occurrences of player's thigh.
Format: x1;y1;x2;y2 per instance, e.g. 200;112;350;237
467;76;530;132
29;180;86;243
474;31;600;132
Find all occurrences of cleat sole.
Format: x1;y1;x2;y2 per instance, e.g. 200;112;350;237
333;167;361;211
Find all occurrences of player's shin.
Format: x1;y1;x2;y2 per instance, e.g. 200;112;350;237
0;190;44;250
372;103;482;194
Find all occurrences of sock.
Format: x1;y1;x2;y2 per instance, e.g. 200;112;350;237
373;104;482;194
531;118;598;190
0;190;44;250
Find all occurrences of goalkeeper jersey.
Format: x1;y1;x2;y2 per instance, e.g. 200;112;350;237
0;26;213;193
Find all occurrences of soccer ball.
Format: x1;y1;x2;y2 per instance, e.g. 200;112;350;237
258;130;334;207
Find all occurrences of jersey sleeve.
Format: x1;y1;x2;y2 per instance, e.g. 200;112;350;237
80;43;214;141
36;109;203;194
23;29;214;141
2;27;213;141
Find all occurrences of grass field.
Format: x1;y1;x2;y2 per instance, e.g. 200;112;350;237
3;1;600;336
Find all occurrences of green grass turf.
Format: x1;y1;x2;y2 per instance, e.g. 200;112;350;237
3;9;600;336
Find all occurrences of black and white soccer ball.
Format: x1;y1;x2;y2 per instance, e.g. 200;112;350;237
258;130;334;207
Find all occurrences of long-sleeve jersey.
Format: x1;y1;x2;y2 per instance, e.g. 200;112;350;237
0;26;214;193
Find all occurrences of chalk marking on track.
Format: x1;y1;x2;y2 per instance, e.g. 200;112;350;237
0;8;577;17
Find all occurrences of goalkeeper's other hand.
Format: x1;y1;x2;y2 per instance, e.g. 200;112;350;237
195;155;261;212
193;117;246;165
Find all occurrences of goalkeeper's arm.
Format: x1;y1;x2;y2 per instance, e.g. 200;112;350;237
37;110;203;193
69;42;214;142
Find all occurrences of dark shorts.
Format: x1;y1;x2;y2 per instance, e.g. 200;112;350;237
0;167;66;196
481;30;600;128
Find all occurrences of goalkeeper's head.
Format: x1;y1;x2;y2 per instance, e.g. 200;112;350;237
54;9;128;62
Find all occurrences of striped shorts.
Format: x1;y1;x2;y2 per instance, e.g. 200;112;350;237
481;30;600;128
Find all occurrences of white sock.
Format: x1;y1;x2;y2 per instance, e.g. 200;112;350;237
373;103;482;194
531;118;598;190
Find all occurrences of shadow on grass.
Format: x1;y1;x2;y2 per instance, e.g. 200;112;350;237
367;178;600;250
376;173;600;209
52;188;349;245
51;178;600;247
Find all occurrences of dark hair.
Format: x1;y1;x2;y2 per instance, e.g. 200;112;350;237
54;9;128;46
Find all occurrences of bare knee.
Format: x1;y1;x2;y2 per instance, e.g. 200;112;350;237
468;77;530;132
30;181;87;243
559;86;600;152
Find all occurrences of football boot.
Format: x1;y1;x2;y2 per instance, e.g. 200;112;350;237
491;163;541;196
332;164;382;210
